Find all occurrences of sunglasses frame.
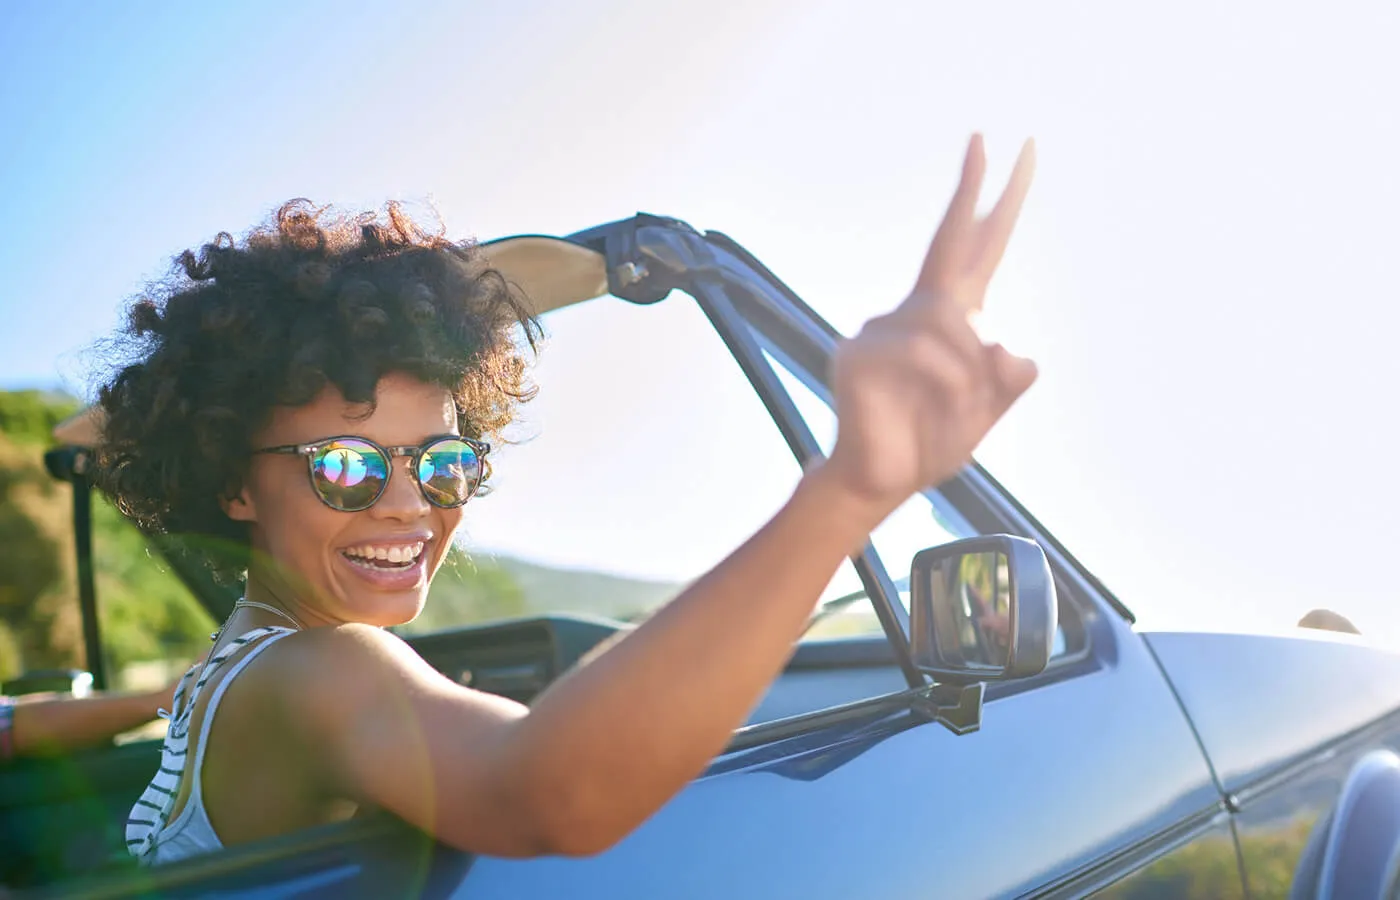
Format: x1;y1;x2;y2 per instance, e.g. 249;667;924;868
252;433;491;512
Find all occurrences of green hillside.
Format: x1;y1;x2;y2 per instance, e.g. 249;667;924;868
493;555;681;621
394;551;681;635
0;390;214;685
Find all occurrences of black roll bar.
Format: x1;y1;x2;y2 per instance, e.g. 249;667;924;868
44;446;108;691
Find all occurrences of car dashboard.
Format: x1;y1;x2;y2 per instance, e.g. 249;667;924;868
405;616;625;703
403;615;909;726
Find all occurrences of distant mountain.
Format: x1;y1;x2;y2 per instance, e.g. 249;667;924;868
483;553;684;622
403;548;685;637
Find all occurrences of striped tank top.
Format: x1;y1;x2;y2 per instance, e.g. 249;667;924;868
126;625;296;865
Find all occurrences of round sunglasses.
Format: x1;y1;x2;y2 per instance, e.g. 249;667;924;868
252;434;490;512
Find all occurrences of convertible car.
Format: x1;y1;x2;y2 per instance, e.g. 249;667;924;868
3;214;1400;899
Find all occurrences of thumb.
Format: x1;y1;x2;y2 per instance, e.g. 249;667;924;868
986;343;1038;410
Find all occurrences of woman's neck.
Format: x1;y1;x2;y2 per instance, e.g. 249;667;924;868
242;574;340;629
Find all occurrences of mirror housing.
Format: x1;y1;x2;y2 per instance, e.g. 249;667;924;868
909;535;1057;685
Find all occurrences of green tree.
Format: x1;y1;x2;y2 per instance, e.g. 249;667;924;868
0;390;80;446
0;621;22;682
92;497;214;674
0;431;70;672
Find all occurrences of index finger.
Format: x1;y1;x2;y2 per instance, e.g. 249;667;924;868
910;134;987;300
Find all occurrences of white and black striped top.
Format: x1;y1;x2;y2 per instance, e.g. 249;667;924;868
125;625;296;865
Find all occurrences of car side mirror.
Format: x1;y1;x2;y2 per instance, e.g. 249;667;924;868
909;535;1057;685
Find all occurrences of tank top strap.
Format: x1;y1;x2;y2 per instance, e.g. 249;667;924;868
125;625;296;862
184;627;297;797
169;626;294;739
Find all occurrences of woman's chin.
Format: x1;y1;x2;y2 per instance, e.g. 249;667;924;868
344;591;427;628
330;551;432;626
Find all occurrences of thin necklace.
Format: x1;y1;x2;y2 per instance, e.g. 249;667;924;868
233;599;304;630
187;598;305;720
208;598;305;641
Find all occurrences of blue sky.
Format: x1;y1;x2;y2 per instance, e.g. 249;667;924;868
3;1;1399;642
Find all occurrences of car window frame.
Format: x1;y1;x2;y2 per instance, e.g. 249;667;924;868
758;308;1091;664
678;256;1100;752
680;273;925;689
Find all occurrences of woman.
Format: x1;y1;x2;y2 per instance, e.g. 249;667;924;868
99;135;1038;864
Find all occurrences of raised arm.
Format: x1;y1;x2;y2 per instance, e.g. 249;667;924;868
293;135;1040;857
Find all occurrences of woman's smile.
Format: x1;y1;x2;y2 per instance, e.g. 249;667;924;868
336;534;433;590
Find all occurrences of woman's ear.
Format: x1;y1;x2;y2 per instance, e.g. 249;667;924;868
221;487;257;523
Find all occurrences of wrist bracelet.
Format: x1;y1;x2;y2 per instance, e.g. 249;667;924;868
0;696;15;762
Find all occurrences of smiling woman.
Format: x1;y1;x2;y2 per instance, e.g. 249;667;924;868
91;200;548;861
86;135;1040;867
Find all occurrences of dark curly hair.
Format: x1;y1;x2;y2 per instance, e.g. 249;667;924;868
93;199;540;579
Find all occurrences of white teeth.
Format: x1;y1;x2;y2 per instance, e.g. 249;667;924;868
343;542;425;563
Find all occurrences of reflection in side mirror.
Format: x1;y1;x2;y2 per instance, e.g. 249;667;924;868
909;535;1057;684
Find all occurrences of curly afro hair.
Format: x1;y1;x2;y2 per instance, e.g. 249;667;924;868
93;199;540;579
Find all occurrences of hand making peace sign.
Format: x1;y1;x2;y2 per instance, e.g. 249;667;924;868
824;134;1039;514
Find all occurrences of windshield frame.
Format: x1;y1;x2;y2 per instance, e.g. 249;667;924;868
672;273;924;689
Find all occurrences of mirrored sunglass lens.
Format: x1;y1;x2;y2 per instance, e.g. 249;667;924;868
417;439;480;507
312;440;388;510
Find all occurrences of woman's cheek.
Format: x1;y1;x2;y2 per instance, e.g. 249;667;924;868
431;510;465;572
290;505;350;585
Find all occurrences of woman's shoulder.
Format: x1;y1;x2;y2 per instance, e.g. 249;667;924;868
247;624;434;722
253;622;402;676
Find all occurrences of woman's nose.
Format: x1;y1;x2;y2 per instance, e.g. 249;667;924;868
370;458;430;520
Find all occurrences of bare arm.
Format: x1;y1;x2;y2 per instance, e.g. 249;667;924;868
291;135;1040;857
291;469;883;856
6;688;170;758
